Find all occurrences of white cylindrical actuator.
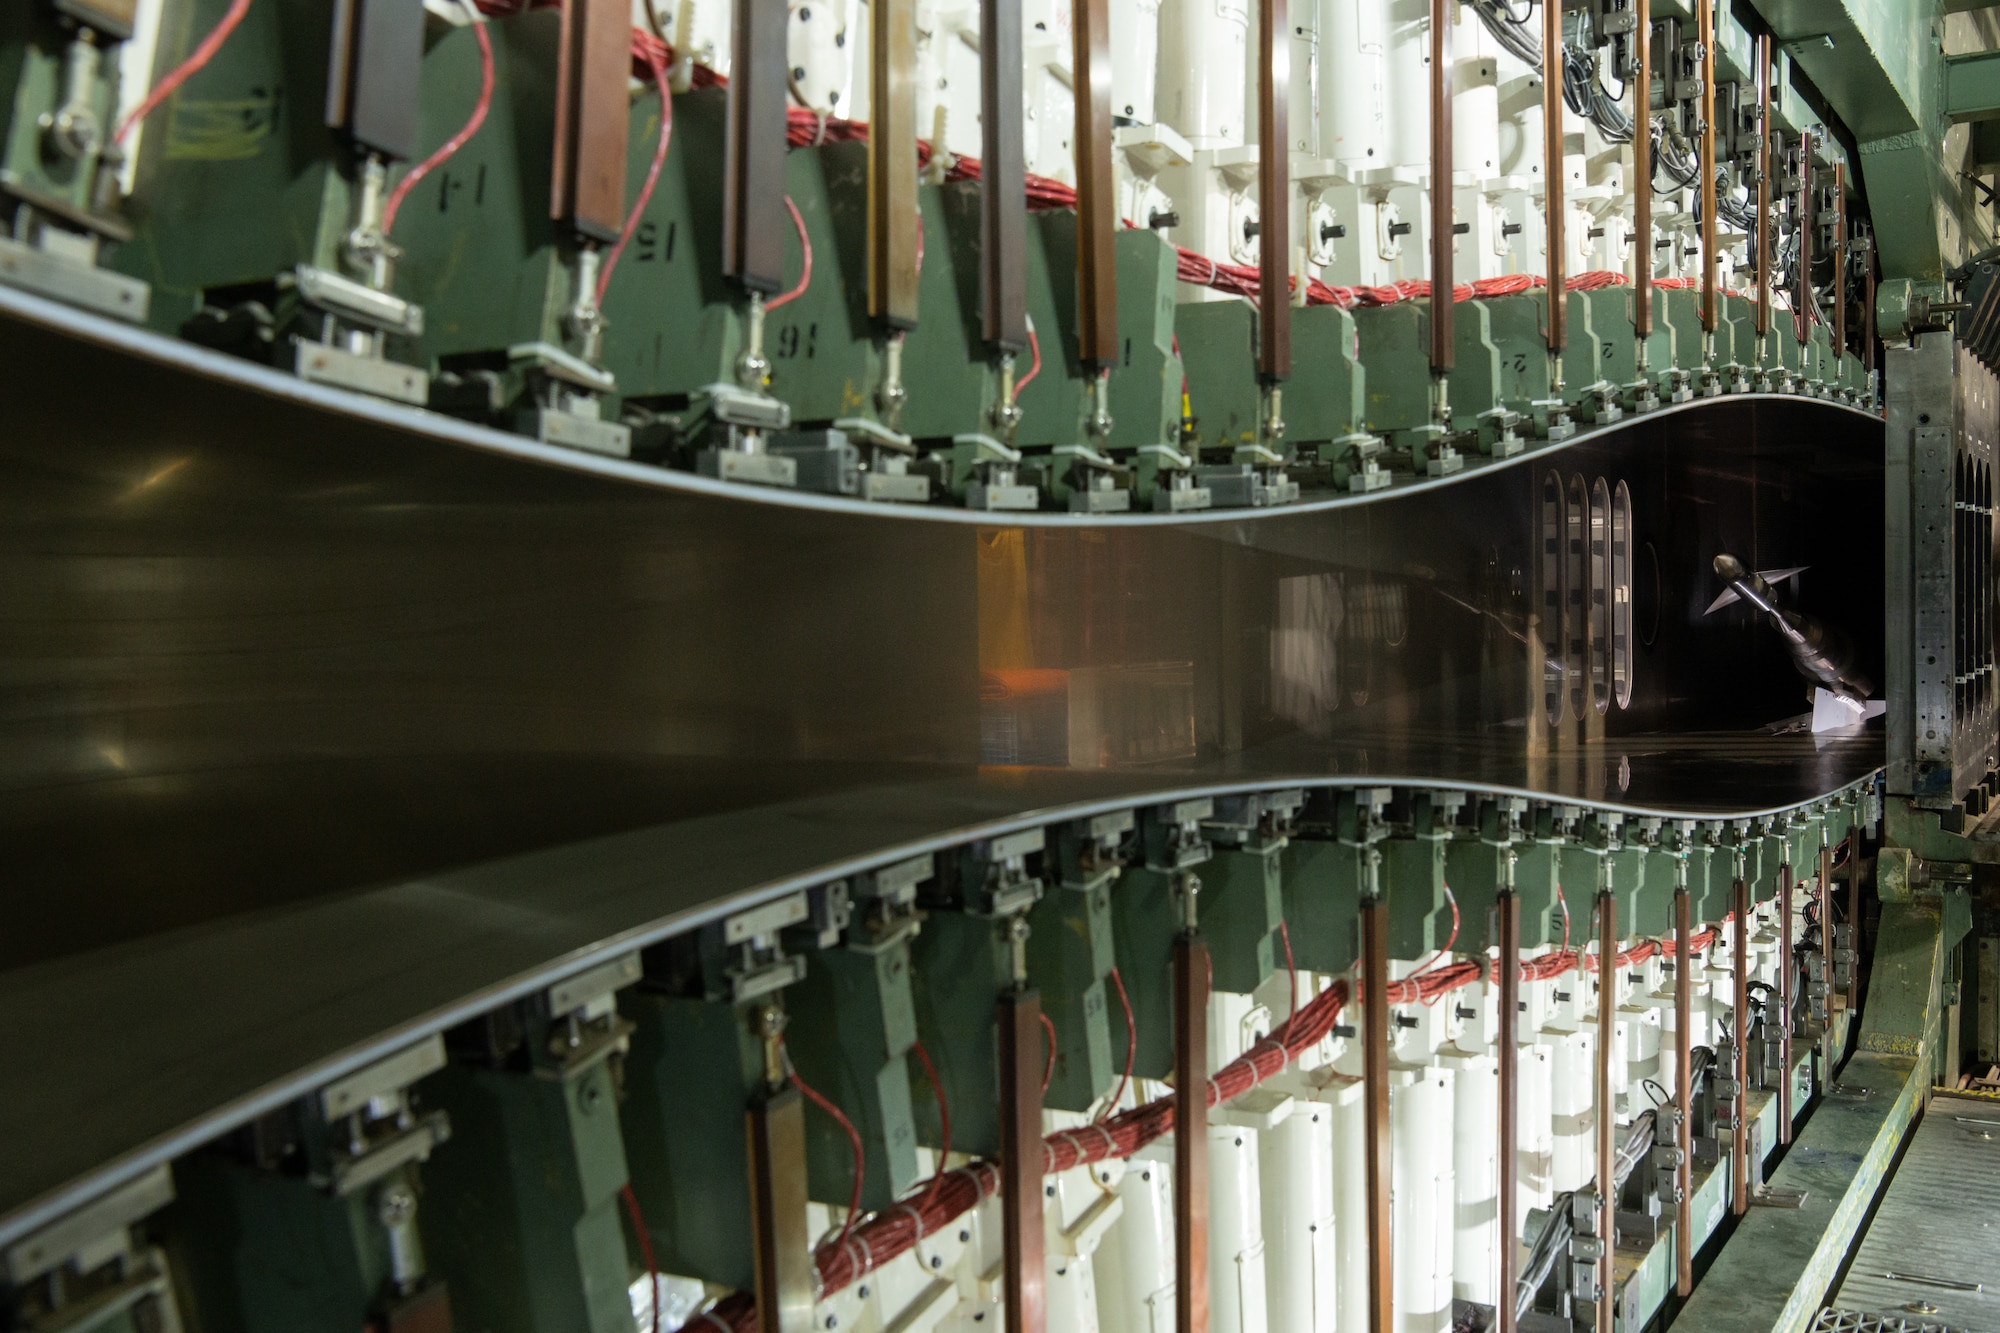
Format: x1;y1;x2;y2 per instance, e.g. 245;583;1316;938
1208;1125;1270;1333
1157;0;1250;149
1444;1049;1500;1307
1318;0;1390;173
1382;0;1430;172
1261;1103;1337;1333
1391;1065;1457;1333
1096;1160;1175;1333
1111;0;1163;123
1453;22;1501;180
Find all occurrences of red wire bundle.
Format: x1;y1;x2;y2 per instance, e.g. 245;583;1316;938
673;915;1728;1332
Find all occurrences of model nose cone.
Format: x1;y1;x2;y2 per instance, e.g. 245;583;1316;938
1713;552;1746;581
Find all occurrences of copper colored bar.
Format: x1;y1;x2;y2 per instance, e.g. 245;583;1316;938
325;0;424;163
1428;0;1453;372
1258;0;1291;380
1542;0;1565;352
1731;877;1750;1215
1496;890;1521;1333
1847;833;1862;1010
1173;935;1210;1333
998;988;1046;1333
1820;836;1836;1047
1633;0;1653;338
1363;896;1393;1333
1673;887;1694;1297
747;1086;815;1333
1072;0;1117;369
1698;0;1716;332
1777;861;1793;1145
1834;164;1848;356
1863;241;1877;378
1595;891;1616;1333
868;0;920;328
723;0;790;288
981;0;1028;350
552;0;633;242
1754;35;1770;337
1797;129;1814;344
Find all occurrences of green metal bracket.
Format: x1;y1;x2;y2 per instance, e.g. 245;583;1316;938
1028;811;1130;1111
1386;791;1461;958
909;910;1016;1160
1179;300;1373;484
167;1157;434;1333
421;1050;632;1333
1109;799;1212;1080
785;935;922;1211
623;990;766;1292
114;0;362;333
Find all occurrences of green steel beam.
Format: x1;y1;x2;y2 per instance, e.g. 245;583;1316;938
1747;0;1993;281
1947;47;2000;120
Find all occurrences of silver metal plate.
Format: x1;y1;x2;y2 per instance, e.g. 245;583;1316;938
862;471;931;504
295;339;430;407
968;482;1039;511
700;447;798;488
535;406;632;457
723;893;810;945
546;951;643;1015
293;266;423;337
0;236;148;323
3;1165;171;1284
319;1035;447;1120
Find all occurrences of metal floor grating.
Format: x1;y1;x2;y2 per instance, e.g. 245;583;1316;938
1814;1310;1970;1332
1828;1091;2000;1331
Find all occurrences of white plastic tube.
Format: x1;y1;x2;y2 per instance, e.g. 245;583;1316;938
1318;0;1390;173
1261;1102;1337;1332
1391;1066;1456;1333
1208;1124;1270;1333
1157;0;1250;149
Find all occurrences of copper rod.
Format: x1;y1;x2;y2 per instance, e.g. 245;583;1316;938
1834;163;1848;358
999;988;1047;1333
1542;0;1565;352
1797;129;1813;345
1595;890;1616;1333
1497;889;1520;1333
1072;0;1117;368
1174;934;1209;1333
720;0;786;288
554;0;636;243
1698;0;1716;332
1731;877;1750;1216
1429;0;1453;372
1633;0;1653;339
979;0;1027;351
1777;860;1793;1145
1258;0;1291;379
747;1086;814;1333
867;0;919;327
1863;240;1877;379
1846;833;1861;1011
1363;895;1393;1333
1673;886;1694;1297
1754;34;1770;337
1820;835;1835;1069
